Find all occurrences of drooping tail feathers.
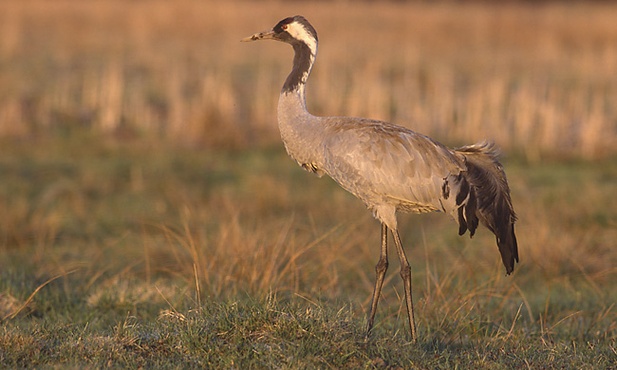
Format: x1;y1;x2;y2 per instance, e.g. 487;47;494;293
455;142;519;275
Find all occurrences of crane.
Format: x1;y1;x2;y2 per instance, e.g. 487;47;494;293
242;15;518;342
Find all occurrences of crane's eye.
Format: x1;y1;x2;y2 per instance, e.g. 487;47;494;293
282;24;288;30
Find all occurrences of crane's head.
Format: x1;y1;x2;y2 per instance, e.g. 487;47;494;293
241;15;318;51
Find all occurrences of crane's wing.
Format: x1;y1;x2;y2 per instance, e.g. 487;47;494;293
320;117;464;214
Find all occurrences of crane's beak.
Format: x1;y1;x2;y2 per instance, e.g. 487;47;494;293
241;30;275;42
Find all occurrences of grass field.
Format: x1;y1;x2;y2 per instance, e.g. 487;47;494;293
1;134;616;368
1;1;617;368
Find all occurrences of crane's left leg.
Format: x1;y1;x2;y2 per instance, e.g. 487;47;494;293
365;223;389;340
392;230;417;342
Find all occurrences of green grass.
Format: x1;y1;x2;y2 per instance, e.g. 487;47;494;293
1;133;616;368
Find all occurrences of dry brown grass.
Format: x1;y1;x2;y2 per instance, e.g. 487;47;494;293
0;1;616;159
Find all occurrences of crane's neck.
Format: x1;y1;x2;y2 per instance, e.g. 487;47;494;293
277;39;322;168
281;41;316;108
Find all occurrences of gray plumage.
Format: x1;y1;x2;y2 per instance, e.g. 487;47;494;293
243;15;518;342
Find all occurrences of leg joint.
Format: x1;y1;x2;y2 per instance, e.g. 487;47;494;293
399;264;411;280
375;258;388;274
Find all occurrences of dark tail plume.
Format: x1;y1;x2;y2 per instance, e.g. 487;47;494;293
456;142;519;274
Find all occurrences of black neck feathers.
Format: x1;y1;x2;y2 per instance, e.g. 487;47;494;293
282;41;314;93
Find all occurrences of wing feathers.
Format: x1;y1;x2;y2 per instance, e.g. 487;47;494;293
456;142;519;274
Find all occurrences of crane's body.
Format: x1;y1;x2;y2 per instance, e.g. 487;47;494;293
243;16;518;342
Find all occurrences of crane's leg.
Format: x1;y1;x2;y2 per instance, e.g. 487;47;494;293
392;229;418;342
365;223;389;340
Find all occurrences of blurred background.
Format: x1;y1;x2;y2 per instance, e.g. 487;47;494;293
1;0;615;159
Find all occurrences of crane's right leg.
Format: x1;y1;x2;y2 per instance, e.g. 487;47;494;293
365;223;389;340
392;229;417;343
